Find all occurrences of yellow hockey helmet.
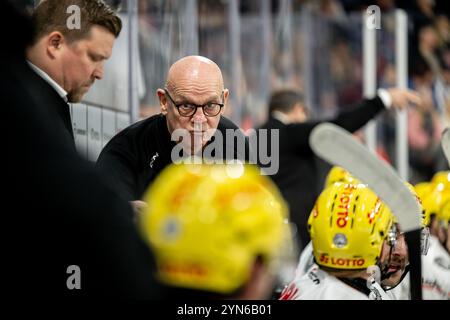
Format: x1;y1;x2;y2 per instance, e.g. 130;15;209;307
430;171;450;189
401;182;429;228
308;183;395;270
414;182;432;202
418;171;450;227
139;163;289;294
324;166;360;188
422;186;450;221
405;182;431;254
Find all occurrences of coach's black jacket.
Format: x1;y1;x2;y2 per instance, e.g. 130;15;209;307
97;114;249;201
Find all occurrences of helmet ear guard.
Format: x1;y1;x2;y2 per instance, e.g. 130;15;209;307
420;227;430;255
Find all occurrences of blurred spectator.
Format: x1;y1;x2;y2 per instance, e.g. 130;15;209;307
313;0;347;21
375;0;397;12
435;15;450;48
435;49;450;119
417;24;443;80
408;61;445;182
417;0;435;20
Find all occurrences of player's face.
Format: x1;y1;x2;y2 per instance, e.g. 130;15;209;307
379;227;408;288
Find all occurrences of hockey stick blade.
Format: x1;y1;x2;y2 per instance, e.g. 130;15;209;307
310;123;421;231
441;127;450;168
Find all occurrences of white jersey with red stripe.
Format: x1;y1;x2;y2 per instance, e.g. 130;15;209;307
279;265;393;300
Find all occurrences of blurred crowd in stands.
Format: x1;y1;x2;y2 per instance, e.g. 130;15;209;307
17;0;449;182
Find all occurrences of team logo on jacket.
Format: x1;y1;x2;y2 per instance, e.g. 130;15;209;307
149;152;159;168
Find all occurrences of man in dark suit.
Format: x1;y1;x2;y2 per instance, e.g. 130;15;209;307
26;0;122;146
2;0;163;298
259;88;421;252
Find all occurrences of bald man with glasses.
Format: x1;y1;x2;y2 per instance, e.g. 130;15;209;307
97;55;249;212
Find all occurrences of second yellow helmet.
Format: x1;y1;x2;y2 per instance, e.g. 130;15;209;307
308;183;395;270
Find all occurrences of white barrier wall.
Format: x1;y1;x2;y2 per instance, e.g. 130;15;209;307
72;103;130;162
101;109;116;148
87;105;102;161
72;103;88;158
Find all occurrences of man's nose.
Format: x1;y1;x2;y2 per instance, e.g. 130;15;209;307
192;106;207;122
392;236;408;256
93;63;104;80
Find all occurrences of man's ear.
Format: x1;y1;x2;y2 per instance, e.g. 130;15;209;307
221;88;229;114
157;88;168;114
292;103;308;122
46;31;65;59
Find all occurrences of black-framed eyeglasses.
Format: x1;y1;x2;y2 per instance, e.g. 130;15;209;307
164;89;224;117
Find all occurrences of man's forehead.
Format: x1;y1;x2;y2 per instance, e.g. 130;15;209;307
168;76;222;92
171;66;221;82
172;88;223;101
81;28;114;53
168;56;223;82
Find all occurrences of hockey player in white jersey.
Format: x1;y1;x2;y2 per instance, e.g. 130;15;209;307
293;166;358;279
280;183;409;300
421;200;450;299
419;176;450;299
392;174;450;300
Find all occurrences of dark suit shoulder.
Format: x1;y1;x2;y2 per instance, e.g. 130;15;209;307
259;117;286;130
218;116;241;130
